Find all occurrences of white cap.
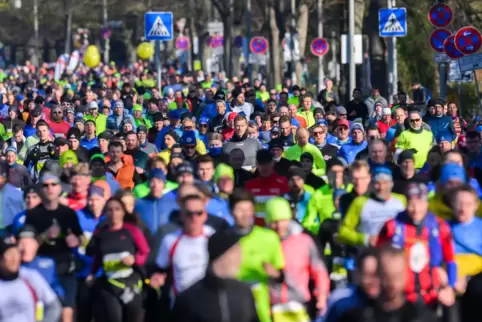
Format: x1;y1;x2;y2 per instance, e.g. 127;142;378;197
382;108;392;116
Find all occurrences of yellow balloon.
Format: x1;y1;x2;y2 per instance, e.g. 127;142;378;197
137;42;154;60
84;50;100;68
86;45;100;55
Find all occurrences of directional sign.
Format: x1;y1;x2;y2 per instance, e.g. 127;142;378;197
454;26;482;55
379;8;407;37
444;35;464;60
310;37;329;57
175;36;190;50
458;53;482;72
428;4;453;28
250;36;269;55
429;29;451;53
144;12;173;41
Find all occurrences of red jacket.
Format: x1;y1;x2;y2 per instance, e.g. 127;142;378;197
245;172;289;226
377;211;456;304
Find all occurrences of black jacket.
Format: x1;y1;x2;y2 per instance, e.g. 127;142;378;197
171;268;260;322
338;301;437;322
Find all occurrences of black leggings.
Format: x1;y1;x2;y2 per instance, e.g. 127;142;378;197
94;286;142;322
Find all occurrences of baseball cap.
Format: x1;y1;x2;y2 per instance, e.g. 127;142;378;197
440;163;466;185
337;119;350;128
265;197;292;223
176;162;194;175
88;185;105;198
256;149;273;164
98;131;114;141
269;138;283;150
180;130;196;145
214;163;235;182
372;166;393;181
88;101;99;109
0;236;17;256
114;100;124;109
336;106;347;115
39;172;61;184
398;149;417;164
90;153;105;165
149;168;166;181
168;109;182;120
198;116;209;125
382;108;392;116
137;125;148;134
316;119;328;126
437;133;452;144
271;126;280;134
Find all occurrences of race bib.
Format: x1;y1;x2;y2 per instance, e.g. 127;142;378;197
409;242;429;273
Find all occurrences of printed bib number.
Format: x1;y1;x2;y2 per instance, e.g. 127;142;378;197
409;242;429;273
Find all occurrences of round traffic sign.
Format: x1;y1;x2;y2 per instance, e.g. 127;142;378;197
210;35;224;48
310;37;329;57
429;29;451;53
249;37;269;55
428;3;453;28
175;36;190;50
454;26;482;55
444;35;464;60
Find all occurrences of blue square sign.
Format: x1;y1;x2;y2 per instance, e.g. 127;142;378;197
379;8;407;37
144;12;173;41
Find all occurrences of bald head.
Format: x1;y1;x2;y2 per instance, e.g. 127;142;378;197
296;127;309;146
176;183;201;204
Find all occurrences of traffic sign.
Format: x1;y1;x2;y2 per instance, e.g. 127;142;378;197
454;26;482;55
210;35;224;48
428;4;453;28
310;37;329;57
433;53;451;63
250;36;269;55
444;35;464;60
175;36;190;50
379;8;407;37
144;12;173;41
458;53;482;72
429;29;451;53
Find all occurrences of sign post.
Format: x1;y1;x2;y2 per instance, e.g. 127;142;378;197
379;5;407;105
144;12;174;92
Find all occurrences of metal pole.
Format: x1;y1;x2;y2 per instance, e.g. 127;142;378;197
33;0;39;67
247;0;252;83
103;0;109;64
439;63;447;101
155;40;162;92
348;0;356;96
474;71;482;113
64;0;72;54
317;0;324;91
291;0;296;84
387;0;397;105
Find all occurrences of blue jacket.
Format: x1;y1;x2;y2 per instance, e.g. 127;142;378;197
285;191;312;223
205;197;234;226
323;286;368;322
22;256;65;299
11;210;27;234
425;115;456;142
155;124;182;150
106;112;136;132
75;208;104;278
2;183;25;229
338;141;368;164
134;195;174;234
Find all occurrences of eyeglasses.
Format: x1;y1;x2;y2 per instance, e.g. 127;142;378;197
410;118;421;123
339;126;349;131
183;126;194;130
185;210;203;216
183;145;196;150
42;182;59;188
313;131;324;136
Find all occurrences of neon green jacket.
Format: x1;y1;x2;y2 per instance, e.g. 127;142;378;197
338;193;406;246
297;110;315;128
302;184;353;234
84;114;107;135
133;180;178;199
395;129;433;169
283;143;326;176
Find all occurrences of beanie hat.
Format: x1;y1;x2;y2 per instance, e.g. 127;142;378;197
149;168;166;182
180;130;196;145
208;230;241;262
372;166;393;181
265;197;293;224
90;153;105;165
132;104;143;113
405;182;428;201
166;130;180;143
0;236;17;256
59;150;79;168
440;163;466;185
67;128;81;141
214;163;235;182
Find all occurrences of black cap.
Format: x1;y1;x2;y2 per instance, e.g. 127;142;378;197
214;91;226;101
170;152;184;161
300;152;314;162
326;156;348;170
67;128;81;141
208;230;241;262
18;225;37;239
256;149;273;164
98;131;114;141
31;107;42;117
137;125;148;134
152;112;164;123
288;167;306;180
23;184;40;199
269;139;283;150
176;162;194;175
398;148;417;164
0;236;16;256
54;137;70;147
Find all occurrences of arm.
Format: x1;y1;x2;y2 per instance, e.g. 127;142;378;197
439;221;457;287
125;224;151;266
337;198;366;246
307;237;330;303
302;191;321;234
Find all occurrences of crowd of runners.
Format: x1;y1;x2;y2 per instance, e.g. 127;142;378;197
0;61;480;322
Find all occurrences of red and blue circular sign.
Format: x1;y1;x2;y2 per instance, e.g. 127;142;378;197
454;26;482;55
175;36;190;50
428;4;453;28
210;35;224;48
310;37;329;57
444;35;464;60
429;29;451;53
249;37;269;55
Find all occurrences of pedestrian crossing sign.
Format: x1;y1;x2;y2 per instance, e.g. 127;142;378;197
144;12;173;41
379;8;407;37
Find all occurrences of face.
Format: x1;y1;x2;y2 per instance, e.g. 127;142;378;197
114;106;123;116
99;138;109;152
353;90;362;100
19;237;39;263
435;104;444;116
232;200;254;229
105;200;125;224
351;129;364;144
312;127;326;144
448;103;457;115
300;158;313;172
296;131;309;146
198;161;215;182
236;93;245;105
52;108;63;121
88;194;106;213
394;109;406;124
444;179;463;191
401;159;415;178
109;146;123;163
36;125;50;141
123;123;133;133
370;142;386;163
177;172;194;184
373;179;392;199
380;254;406;300
234;119;248;137
257;162;274;177
454;191;478;223
182;144;196;157
288;105;298;117
288;175;304;192
337;125;349;140
181;199;207;234
371;89;379;98
25;192;41;209
439;140;452;153
267;101;277;112
352;168;371;195
75;122;85;133
302;97;312;110
247;126;258;139
357;256;380;298
6;151;16;165
41;179;61;202
1;247;20;273
71;174;91;194
269;219;291;238
126;134;138;150
407;198;428;222
280;121;291;137
218;177;234;194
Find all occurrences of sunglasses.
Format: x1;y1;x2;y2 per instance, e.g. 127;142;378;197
313;131;324;135
183;126;194;130
339;126;349;131
185;210;203;216
42;182;59;188
184;145;196;150
199;124;208;128
410;118;421;123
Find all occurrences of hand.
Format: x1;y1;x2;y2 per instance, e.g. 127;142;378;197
65;231;80;248
436;267;448;287
263;263;280;279
326;97;333;102
454;278;467;295
149;273;166;288
46;223;61;239
349;111;356;116
121;254;135;266
135;167;145;174
85;275;95;288
438;286;455;306
316;294;328;315
368;235;378;246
